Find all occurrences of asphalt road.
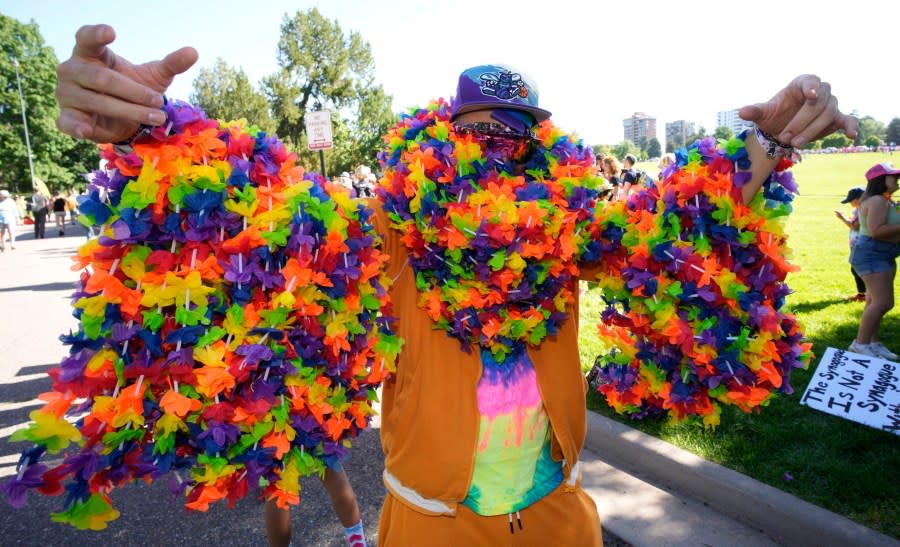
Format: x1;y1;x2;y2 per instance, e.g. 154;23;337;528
0;224;631;546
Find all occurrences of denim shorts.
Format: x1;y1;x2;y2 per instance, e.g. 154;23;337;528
850;235;900;276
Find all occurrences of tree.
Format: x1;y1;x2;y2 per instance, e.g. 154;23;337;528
636;135;648;154
190;58;275;135
821;133;851;149
864;135;882;148
713;126;734;141
591;144;612;158
646;138;661;159
855;116;885;146
886;117;900;146
802;140;822;150
611;140;641;161
685;126;707;146
0;15;99;194
262;8;394;174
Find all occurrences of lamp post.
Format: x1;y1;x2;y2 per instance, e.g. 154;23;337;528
11;55;36;194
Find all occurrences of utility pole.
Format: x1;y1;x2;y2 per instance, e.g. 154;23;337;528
11;56;36;193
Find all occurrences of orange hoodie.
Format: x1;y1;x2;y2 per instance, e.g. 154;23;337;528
371;202;590;515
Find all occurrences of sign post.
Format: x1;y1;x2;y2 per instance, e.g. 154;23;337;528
305;110;333;178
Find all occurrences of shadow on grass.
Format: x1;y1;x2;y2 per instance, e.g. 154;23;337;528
808;307;900;356
790;297;852;314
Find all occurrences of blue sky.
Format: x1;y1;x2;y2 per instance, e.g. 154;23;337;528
3;0;898;146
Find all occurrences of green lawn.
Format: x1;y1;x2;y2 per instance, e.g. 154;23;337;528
579;152;900;538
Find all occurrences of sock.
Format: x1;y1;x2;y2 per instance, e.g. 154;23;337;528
344;521;366;547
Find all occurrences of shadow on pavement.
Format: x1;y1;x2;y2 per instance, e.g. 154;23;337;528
0;428;386;547
0;356;386;546
0;364;56;459
0;282;75;293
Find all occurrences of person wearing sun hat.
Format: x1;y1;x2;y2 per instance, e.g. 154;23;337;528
38;24;861;546
848;162;900;359
835;186;866;301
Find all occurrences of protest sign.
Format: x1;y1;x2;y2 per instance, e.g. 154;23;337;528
801;347;900;436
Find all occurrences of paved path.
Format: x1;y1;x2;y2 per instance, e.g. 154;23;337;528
0;225;636;546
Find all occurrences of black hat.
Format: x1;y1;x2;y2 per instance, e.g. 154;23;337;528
841;187;864;204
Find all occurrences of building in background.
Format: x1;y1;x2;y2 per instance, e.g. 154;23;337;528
716;108;752;135
665;119;695;148
623;112;657;146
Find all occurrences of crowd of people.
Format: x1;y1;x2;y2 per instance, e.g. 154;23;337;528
331;165;379;198
592;152;675;202
0;187;94;247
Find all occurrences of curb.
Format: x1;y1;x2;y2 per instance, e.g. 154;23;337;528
584;411;899;547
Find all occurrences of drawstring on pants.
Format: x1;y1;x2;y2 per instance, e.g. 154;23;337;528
507;511;523;534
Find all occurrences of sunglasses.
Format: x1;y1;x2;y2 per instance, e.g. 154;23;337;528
455;122;537;161
454;122;535;140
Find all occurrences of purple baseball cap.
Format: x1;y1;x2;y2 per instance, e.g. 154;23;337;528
865;162;900;181
450;64;551;123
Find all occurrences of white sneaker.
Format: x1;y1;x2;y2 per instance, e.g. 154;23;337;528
870;342;898;361
848;341;880;357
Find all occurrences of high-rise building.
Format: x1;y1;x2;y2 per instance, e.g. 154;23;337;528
665;120;695;147
623;112;657;145
717;108;752;135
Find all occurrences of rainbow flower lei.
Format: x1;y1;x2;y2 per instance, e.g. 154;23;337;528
0;101;401;529
589;135;812;427
377;100;606;362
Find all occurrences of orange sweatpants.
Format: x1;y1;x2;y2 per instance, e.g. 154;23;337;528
377;482;602;546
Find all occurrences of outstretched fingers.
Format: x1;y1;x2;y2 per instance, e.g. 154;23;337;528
782;92;838;147
56;108;95;140
57;80;165;126
56;108;125;142
71;24;122;68
57;59;165;111
777;79;831;146
154;47;199;83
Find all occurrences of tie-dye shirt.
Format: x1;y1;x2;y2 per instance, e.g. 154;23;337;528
461;347;563;516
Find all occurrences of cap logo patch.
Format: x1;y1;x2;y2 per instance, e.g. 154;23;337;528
479;69;528;101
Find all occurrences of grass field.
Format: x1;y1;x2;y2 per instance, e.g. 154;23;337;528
578;152;900;538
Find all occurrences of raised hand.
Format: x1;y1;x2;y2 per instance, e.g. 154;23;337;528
739;75;858;148
55;24;198;143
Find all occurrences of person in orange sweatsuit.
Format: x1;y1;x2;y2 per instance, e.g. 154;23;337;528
52;25;858;546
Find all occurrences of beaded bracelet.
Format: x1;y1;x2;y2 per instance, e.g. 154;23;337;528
754;125;794;158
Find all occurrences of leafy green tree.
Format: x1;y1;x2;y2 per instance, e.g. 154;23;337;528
646;137;661;159
190;58;275;135
636;135;648;154
821;133;851;148
864;135;882;148
611;140;641;161
713;126;734;141
803;139;822;150
591;144;612;158
262;8;394;174
0;15;99;194
885;117;900;146
854;116;885;146
685;126;707;146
